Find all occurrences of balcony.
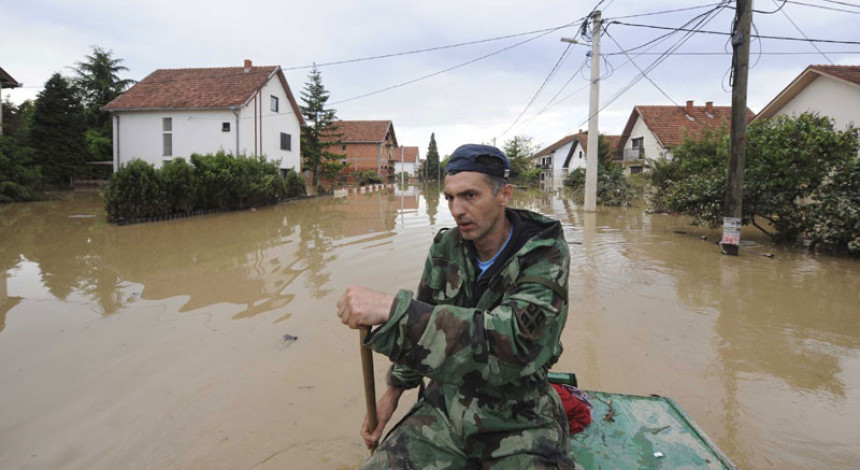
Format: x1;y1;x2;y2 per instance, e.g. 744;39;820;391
623;147;644;161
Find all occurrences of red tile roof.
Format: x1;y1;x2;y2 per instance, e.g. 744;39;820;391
102;64;305;124
619;104;754;150
811;64;860;86
392;146;419;162
0;67;21;88
336;120;394;143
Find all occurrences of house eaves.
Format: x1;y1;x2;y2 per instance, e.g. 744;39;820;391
753;65;860;122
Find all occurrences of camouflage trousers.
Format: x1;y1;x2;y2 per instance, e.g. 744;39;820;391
361;383;577;469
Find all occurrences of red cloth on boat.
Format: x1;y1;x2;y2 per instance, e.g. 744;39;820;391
551;383;592;434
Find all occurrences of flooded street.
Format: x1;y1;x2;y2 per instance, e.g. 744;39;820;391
1;187;859;469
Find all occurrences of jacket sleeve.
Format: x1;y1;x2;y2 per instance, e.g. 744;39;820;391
385;253;435;390
367;244;569;388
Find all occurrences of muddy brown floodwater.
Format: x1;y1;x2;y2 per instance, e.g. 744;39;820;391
1;187;859;469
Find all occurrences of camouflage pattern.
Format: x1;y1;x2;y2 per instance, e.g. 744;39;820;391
364;208;574;468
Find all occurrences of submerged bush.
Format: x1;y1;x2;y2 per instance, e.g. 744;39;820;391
564;163;634;206
104;152;292;222
285;170;306;198
805;159;860;255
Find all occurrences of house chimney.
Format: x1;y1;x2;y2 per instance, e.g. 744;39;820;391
705;101;714;115
244;59;252;73
685;100;694;115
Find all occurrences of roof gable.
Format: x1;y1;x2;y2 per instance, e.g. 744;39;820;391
103;65;305;124
618;104;753;150
0;67;21;89
755;64;860;121
393;146;419;162
535;132;586;158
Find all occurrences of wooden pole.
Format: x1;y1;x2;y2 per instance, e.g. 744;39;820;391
359;327;378;454
721;0;752;256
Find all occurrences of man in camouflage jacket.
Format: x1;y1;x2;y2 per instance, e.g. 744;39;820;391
338;144;575;469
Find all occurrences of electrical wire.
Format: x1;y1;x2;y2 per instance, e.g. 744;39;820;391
605;2;730;20
776;0;835;63
612;21;860;44
497;44;573;139
784;0;860;14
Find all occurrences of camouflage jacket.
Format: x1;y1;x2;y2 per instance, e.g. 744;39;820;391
367;208;570;400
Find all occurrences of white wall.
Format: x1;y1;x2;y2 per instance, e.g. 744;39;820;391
237;75;302;171
777;75;860;131
541;140;586;188
113;73;302;171
624;115;665;161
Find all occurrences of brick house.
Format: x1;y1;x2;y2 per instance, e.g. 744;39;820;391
103;60;304;172
330;120;398;183
616;100;754;174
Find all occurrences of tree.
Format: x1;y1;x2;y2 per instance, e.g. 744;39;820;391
647;113;860;246
503;134;536;178
72;46;135;130
30;73;88;187
424;133;440;181
299;66;342;188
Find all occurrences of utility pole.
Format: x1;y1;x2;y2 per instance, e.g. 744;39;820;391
563;10;600;212
721;0;752;256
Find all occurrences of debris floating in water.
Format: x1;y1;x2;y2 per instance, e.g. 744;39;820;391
653;451;664;458
283;334;298;343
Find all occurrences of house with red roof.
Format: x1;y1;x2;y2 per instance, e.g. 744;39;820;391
533;130;621;188
103;60;305;172
616;100;754;175
752;65;860;134
393;146;419;178
329;120;398;183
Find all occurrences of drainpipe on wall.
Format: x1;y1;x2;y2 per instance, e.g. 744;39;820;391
231;107;240;155
115;114;121;171
376;143;381;176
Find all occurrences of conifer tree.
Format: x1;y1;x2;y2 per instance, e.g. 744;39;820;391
424;133;440;181
30;73;88;187
299;66;343;188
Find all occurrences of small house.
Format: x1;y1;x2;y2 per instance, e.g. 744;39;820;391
331;120;398;183
103;60;305;172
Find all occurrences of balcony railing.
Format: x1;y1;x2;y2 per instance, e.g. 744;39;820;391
623;147;644;161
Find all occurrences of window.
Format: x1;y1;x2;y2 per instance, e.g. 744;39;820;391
342;144;347;151
632;137;643;150
579;150;583;159
163;133;173;157
280;132;291;151
631;166;644;174
222;122;230;132
271;95;279;112
163;117;172;156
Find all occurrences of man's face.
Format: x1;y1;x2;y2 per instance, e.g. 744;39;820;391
443;172;511;242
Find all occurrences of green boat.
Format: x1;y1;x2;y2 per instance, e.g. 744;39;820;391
548;372;737;469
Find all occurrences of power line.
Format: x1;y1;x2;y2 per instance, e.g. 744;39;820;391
282;23;584;71
497;44;573;139
776;0;835;63
604;50;860;55
612;21;860;44
812;0;860;8
329;21;583;106
517;59;591;133
605;2;730;20
784;0;860;14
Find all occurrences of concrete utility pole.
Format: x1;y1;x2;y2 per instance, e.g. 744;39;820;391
563;10;601;212
721;0;752;256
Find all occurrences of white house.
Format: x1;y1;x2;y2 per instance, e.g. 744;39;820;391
393;146;419;177
103;60;305;172
533;131;588;188
753;65;860;132
616;101;753;174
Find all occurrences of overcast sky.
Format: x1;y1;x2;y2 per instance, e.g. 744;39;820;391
2;0;858;157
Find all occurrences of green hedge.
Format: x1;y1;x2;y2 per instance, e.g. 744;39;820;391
104;152;299;222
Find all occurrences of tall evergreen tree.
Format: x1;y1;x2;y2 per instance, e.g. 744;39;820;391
30;73;88;187
72;46;134;130
72;46;134;161
299;66;343;188
503;134;536;176
424;133;440;181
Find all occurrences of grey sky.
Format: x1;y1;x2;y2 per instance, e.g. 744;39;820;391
2;0;858;157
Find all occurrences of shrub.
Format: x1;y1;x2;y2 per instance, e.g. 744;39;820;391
103;159;167;220
805;159;860;255
104;152;288;222
564;163;634;206
285;169;306;198
357;170;383;185
0;135;41;202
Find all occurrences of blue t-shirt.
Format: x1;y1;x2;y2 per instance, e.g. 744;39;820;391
476;227;513;280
